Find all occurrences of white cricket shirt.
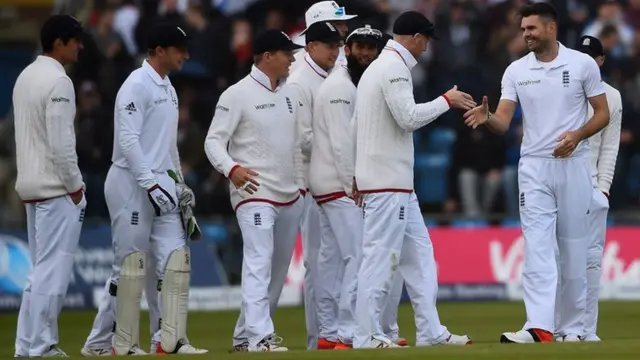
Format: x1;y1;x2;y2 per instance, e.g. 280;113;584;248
500;43;606;158
309;66;356;203
288;53;332;190
112;60;182;190
354;40;451;193
588;81;622;194
13;55;84;202
204;65;303;210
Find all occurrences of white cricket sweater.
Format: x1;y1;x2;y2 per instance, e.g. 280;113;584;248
204;65;303;210
354;40;451;193
588;81;622;194
13;55;84;202
112;60;182;190
288;54;331;190
309;66;356;203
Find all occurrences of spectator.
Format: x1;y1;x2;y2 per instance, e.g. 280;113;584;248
583;0;634;58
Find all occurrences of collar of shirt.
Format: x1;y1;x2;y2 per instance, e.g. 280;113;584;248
142;60;171;86
37;55;65;73
527;42;569;70
384;40;418;70
304;53;329;78
250;65;282;92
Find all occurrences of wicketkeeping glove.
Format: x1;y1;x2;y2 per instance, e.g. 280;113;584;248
147;184;177;216
168;170;202;241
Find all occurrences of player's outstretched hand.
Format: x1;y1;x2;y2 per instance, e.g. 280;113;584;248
445;85;477;111
553;130;582;158
463;96;489;129
230;166;260;195
147;184;177;216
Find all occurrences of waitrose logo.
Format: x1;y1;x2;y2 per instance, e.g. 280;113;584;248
517;79;541;86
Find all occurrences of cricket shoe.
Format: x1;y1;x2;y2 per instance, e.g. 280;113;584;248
500;329;554;344
110;346;148;356
230;342;249;353
317;338;337;350
154;339;209;355
80;347;111;356
367;337;402;349
333;340;353;350
43;346;69;357
581;334;601;342
555;334;580;343
436;334;472;346
248;334;288;352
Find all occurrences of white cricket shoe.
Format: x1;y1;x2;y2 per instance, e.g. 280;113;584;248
556;334;580;343
111;346;148;356
366;337;402;349
581;334;601;342
43;346;69;357
153;340;209;355
500;328;554;344
437;334;472;346
80;347;111;356
231;341;249;352
248;334;288;352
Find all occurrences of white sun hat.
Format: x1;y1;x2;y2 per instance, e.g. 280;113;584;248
299;1;357;35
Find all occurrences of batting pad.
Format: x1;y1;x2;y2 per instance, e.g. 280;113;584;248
113;251;146;355
160;247;191;352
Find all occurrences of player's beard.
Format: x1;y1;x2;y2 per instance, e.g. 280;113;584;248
346;54;369;87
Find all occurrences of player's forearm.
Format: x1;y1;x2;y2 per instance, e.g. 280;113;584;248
204;137;237;177
485;112;511;135
578;108;610;141
46;115;83;192
119;137;157;189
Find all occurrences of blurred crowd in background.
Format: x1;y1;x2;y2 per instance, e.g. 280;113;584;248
2;0;640;227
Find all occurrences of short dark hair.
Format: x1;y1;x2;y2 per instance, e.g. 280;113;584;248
519;2;558;23
600;24;618;39
41;35;73;53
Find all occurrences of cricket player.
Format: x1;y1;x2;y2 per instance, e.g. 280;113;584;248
291;1;357;74
106;23;207;355
310;25;382;349
204;29;305;352
463;3;610;343
288;20;342;350
353;11;474;348
81;259;161;356
554;35;622;343
13;14;87;358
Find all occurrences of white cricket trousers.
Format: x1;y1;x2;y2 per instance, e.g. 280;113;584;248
354;192;448;348
554;187;609;337
103;166;186;341
316;197;361;343
518;156;591;335
232;198;303;347
83;257;161;350
15;194;87;357
301;193;321;349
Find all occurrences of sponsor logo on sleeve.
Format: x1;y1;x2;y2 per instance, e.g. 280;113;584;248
389;77;409;84
124;102;137;114
51;97;70;103
329;98;351;105
216;105;230;112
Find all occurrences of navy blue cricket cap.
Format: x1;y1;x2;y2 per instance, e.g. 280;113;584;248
147;23;189;51
305;21;343;45
578;35;605;57
393;10;438;39
253;30;304;55
40;14;84;42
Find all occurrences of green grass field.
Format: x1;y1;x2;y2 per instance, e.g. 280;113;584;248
2;301;639;359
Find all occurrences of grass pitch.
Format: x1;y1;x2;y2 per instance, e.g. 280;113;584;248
1;301;639;359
